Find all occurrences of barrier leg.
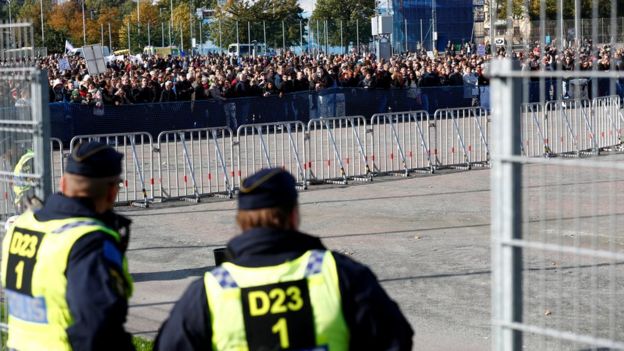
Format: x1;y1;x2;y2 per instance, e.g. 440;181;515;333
530;109;552;157
179;133;201;202
471;109;490;165
210;129;233;198
349;122;372;181
388;116;409;177
255;126;273;167
580;104;599;155
450;113;471;169
322;120;348;184
285;124;308;189
129;136;150;208
413;113;434;173
560;106;580;156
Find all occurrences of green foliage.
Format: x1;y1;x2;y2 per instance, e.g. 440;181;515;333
207;0;306;50
132;336;154;351
310;0;374;50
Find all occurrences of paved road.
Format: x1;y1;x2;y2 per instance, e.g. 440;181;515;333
122;167;493;350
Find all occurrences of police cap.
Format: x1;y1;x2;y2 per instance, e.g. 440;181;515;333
238;168;298;210
66;141;123;178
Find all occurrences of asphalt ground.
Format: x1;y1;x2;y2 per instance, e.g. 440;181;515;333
122;165;493;350
122;150;624;350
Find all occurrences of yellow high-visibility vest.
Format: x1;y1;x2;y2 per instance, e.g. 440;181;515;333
204;249;349;351
0;211;133;351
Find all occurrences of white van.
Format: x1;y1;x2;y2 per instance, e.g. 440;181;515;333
227;43;267;57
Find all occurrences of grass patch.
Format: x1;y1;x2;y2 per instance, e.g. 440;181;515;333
133;336;155;351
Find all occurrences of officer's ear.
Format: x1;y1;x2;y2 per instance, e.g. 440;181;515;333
59;175;67;194
289;206;300;230
106;181;119;205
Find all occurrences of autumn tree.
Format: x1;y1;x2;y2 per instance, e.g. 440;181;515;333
47;1;84;47
311;0;374;52
119;0;161;53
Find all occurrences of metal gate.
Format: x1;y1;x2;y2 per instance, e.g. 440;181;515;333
156;127;234;201
491;56;624;351
235;121;307;189
521;103;552;157
544;99;598;157
70;133;154;207
0;68;50;223
306;116;371;184
432;107;490;169
592;95;623;151
370;111;434;176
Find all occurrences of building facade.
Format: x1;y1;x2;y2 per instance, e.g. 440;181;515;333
391;0;474;52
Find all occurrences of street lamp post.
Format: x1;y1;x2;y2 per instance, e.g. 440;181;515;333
40;0;44;45
6;0;13;47
82;0;86;46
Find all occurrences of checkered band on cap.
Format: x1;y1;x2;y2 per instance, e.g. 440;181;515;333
304;250;326;277
211;266;239;289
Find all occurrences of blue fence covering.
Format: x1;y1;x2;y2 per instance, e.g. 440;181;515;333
50;86;475;144
49;81;623;145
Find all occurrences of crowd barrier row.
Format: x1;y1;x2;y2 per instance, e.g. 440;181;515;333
521;95;624;158
29;96;624;209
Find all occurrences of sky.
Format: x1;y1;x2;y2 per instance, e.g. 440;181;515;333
299;0;315;17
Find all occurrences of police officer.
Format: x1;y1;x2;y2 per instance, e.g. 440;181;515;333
155;168;414;350
1;141;135;351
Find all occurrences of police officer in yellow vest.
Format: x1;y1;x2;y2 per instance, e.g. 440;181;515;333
1;141;135;351
154;168;414;350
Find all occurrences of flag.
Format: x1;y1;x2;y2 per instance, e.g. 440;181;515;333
65;40;75;53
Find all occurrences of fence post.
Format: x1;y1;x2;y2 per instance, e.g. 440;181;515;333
356;18;359;53
490;59;523;351
32;70;52;201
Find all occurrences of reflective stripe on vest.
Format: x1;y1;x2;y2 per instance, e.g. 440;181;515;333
0;211;133;351
204;250;349;351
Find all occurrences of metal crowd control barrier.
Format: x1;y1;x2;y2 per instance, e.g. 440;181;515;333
592;95;623;151
235;121;307;189
156;127;234;202
370;111;434;176
521;103;552;157
306;116;371;184
69;132;154;207
50;137;65;193
431;107;490;169
544;99;598;157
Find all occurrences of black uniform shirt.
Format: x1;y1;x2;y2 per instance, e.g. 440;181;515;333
154;227;414;351
34;193;134;351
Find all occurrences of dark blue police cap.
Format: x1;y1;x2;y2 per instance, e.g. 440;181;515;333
238;168;298;210
66;141;123;178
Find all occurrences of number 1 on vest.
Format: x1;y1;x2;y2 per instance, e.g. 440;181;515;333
271;317;289;349
14;260;25;289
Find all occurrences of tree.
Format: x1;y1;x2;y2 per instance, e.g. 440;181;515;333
119;0;161;53
86;7;122;49
47;1;84;47
207;0;306;51
311;0;374;52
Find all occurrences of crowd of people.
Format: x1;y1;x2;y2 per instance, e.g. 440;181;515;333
1;38;623;108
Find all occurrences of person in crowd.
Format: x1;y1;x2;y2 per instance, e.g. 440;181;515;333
160;81;177;102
